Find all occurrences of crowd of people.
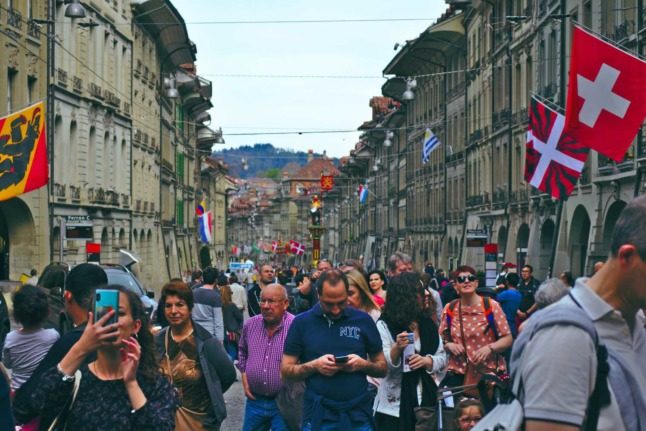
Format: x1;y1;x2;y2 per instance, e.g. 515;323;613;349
0;194;645;430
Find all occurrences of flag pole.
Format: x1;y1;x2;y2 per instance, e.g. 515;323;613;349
548;5;569;279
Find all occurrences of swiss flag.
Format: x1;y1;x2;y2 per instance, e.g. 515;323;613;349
565;25;646;161
289;240;305;255
525;97;589;200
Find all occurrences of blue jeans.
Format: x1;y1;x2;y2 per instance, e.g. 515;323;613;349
301;422;373;431
242;396;289;431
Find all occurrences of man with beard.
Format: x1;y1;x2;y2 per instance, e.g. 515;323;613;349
281;269;386;431
247;264;275;317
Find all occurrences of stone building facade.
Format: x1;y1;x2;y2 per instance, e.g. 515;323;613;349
0;0;227;294
326;1;646;280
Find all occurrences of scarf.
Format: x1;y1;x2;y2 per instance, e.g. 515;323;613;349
382;315;440;431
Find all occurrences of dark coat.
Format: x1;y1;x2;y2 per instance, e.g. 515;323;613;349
155;322;236;425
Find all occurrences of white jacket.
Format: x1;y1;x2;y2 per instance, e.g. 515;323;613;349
373;319;447;418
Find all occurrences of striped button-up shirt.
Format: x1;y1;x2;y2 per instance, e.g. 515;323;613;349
237;312;295;397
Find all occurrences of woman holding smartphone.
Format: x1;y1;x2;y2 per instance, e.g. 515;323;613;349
156;280;236;431
373;272;447;431
32;285;177;430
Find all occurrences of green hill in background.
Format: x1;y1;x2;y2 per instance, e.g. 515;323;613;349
214;144;337;179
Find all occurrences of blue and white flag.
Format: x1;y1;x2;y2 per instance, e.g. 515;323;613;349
422;128;441;164
358;184;368;204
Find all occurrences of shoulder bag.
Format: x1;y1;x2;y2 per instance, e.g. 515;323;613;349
47;369;82;431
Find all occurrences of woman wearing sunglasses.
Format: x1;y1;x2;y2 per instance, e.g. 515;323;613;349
438;266;512;391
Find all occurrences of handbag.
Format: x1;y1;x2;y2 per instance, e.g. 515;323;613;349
47;369;82;431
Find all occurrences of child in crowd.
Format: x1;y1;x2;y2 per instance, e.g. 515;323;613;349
1;285;59;391
455;398;484;431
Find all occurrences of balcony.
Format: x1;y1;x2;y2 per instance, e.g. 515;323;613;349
143;201;149;212
88;187;106;204
69;185;81;202
467;195;484;207
597;155;634;176
543;83;557;100
612;20;632;42
27;19;40;38
57;69;68;87
88;83;103;100
7;8;21;29
468;129;483;146
54;183;66;200
72;76;82;93
492;188;507;208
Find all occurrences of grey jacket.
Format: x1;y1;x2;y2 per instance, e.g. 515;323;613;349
155;322;236;425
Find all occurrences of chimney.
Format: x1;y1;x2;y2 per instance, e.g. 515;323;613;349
307;149;314;163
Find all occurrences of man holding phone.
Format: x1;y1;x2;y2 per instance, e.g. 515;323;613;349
281;269;386;431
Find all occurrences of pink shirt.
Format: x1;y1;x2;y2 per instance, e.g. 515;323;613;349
237;312;294;397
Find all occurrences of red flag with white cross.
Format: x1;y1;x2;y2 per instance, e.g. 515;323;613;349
525;97;589;200
565;25;646;161
289;240;305;255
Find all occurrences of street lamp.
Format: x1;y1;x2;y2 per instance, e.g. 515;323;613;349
402;77;417;101
64;0;87;18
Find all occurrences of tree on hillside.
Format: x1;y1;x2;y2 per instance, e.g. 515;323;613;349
262;168;282;181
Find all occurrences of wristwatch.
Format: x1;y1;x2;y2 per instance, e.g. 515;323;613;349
56;363;76;382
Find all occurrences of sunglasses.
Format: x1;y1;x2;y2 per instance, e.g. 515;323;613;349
456;275;477;283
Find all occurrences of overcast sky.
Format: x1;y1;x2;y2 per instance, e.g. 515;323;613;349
173;1;447;158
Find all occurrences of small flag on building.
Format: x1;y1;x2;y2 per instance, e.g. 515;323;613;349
358;184;368;204
196;199;212;244
320;174;334;191
289;240;305;255
0;102;48;201
422;128;441;164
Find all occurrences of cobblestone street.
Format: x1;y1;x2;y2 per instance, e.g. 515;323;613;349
221;368;245;430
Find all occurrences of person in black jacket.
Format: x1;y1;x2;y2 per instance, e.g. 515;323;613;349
12;263;107;425
156;280;236;430
247;264;275;317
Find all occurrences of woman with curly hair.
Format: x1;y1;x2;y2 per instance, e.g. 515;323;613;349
32;285;177;430
373;272;447;430
345;270;381;321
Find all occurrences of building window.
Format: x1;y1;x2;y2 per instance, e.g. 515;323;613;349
7;69;17;113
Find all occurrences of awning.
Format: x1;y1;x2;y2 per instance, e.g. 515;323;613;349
132;0;196;69
383;13;465;77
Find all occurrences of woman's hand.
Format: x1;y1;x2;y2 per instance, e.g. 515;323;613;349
76;311;120;355
121;336;141;383
407;354;433;371
394;331;411;351
472;345;493;365
444;342;465;357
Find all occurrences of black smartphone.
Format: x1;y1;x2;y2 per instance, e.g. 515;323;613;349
334;355;350;364
93;289;119;326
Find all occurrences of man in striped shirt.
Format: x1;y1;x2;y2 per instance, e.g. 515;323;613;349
238;283;294;431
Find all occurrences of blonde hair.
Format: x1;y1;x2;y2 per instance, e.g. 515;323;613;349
346;270;379;313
